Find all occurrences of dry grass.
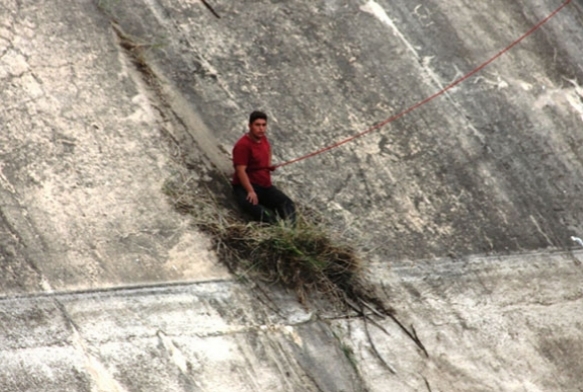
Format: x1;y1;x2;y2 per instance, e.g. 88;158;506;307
163;175;391;313
202;213;361;305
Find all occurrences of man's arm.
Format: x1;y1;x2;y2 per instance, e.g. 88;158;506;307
235;165;259;205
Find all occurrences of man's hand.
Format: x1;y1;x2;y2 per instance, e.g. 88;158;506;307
246;191;259;205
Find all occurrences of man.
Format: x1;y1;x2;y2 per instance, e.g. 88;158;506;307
232;111;296;223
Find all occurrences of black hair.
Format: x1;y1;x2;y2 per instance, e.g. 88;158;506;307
249;110;268;124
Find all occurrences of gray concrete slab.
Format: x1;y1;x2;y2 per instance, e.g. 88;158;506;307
354;249;583;391
0;250;580;391
0;0;228;296
0;281;361;392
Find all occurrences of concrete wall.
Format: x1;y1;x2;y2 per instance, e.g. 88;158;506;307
106;0;583;260
1;0;582;391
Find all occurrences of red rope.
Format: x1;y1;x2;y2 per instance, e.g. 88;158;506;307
274;0;572;169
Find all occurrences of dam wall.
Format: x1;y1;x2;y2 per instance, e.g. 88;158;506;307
1;0;582;390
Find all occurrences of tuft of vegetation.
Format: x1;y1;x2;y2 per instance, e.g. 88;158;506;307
163;175;392;313
201;213;361;305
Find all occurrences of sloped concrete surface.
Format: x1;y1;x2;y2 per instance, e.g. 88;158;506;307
0;282;361;392
355;250;583;391
107;0;583;259
0;0;227;294
1;0;583;391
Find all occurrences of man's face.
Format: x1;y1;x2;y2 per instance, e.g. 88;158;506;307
249;119;267;140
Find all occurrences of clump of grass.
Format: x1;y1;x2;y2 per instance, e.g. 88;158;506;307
202;213;362;305
163;175;390;312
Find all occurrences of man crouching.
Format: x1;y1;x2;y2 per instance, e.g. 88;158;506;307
232;111;296;224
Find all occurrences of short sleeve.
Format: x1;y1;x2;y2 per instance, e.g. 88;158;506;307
232;140;250;167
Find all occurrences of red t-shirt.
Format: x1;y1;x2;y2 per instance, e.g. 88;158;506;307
232;134;272;187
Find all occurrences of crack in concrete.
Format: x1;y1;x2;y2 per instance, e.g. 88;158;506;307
69;325;129;392
156;330;193;374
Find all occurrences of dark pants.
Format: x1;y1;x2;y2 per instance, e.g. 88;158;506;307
233;184;296;224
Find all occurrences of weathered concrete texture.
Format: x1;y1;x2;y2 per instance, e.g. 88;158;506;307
106;0;583;260
0;282;362;392
0;0;227;294
0;1;362;391
0;251;580;392
349;249;583;391
2;0;583;391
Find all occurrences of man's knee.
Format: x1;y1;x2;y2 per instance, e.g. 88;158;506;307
275;198;295;222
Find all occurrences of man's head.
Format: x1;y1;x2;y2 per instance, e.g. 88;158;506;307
248;111;268;141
